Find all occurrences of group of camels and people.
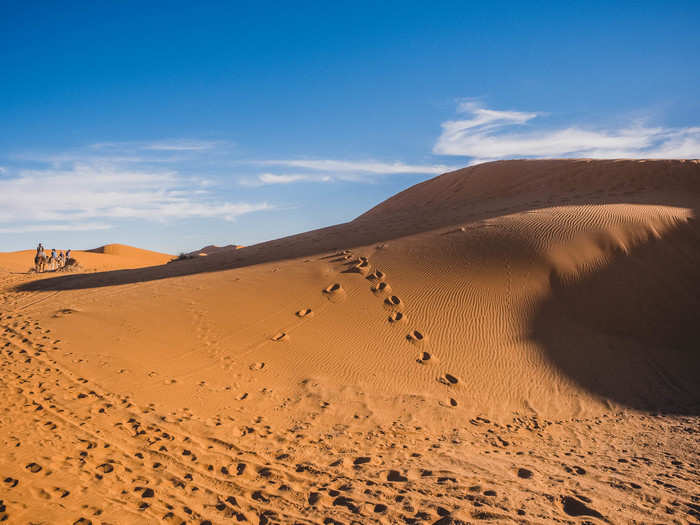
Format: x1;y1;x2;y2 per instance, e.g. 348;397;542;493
34;243;73;273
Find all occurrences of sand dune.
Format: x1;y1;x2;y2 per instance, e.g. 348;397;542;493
0;243;172;274
1;160;699;523
187;244;244;257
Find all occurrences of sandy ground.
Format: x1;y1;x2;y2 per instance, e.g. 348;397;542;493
0;159;699;524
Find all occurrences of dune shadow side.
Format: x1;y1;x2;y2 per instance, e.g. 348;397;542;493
530;217;700;415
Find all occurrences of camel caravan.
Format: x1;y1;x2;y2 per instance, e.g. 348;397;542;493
34;243;76;273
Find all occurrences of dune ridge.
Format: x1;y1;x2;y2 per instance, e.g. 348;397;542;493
1;159;699;523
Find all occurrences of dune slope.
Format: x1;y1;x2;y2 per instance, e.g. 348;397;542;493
1;159;699;524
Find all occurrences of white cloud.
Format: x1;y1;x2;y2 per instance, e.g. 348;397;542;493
0;166;6;174
0;163;271;232
434;101;700;160
242;159;456;185
255;159;454;175
240;173;334;186
90;140;220;152
0;222;113;234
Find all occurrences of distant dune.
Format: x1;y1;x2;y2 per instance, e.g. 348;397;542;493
1;159;699;523
186;243;243;257
0;243;172;273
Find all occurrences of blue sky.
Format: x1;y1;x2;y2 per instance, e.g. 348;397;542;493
1;1;699;253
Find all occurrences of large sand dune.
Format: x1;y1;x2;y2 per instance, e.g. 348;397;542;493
1;160;698;523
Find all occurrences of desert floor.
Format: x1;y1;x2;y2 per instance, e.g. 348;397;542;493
1;160;699;524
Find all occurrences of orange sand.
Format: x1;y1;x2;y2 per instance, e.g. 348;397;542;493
0;160;698;524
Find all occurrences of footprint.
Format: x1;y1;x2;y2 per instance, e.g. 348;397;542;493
416;351;432;364
371;282;391;295
26;462;42;473
52;308;79;318
387;470;408;482
388;311;406;323
3;477;18;488
96;463;114;474
271;332;288;342
561;495;605;519
249;362;265;371
439;373;458;385
406;330;426;344
344;260;370;275
367;270;385;281
323;283;346;302
236;393;248;401
384;295;403;308
296;308;313;318
517;468;533;479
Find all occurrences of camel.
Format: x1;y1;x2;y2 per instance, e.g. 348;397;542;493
34;253;47;273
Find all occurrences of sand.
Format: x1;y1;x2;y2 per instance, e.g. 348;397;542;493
0;159;698;524
0;244;173;274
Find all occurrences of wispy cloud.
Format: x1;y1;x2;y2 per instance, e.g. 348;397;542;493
90;139;222;152
434;101;700;161
240;173;333;186
0;222;113;234
256;159;454;175
0;162;271;233
242;158;456;185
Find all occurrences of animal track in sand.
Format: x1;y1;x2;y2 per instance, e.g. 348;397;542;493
388;311;406;323
249;362;265;371
371;281;391;295
271;332;288;342
406;330;426;344
296;308;313;318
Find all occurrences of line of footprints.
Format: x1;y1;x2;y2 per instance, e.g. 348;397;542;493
317;250;459;406
324;249;426;345
266;249;459;405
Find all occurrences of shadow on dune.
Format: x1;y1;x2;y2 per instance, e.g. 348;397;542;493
531;217;700;415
